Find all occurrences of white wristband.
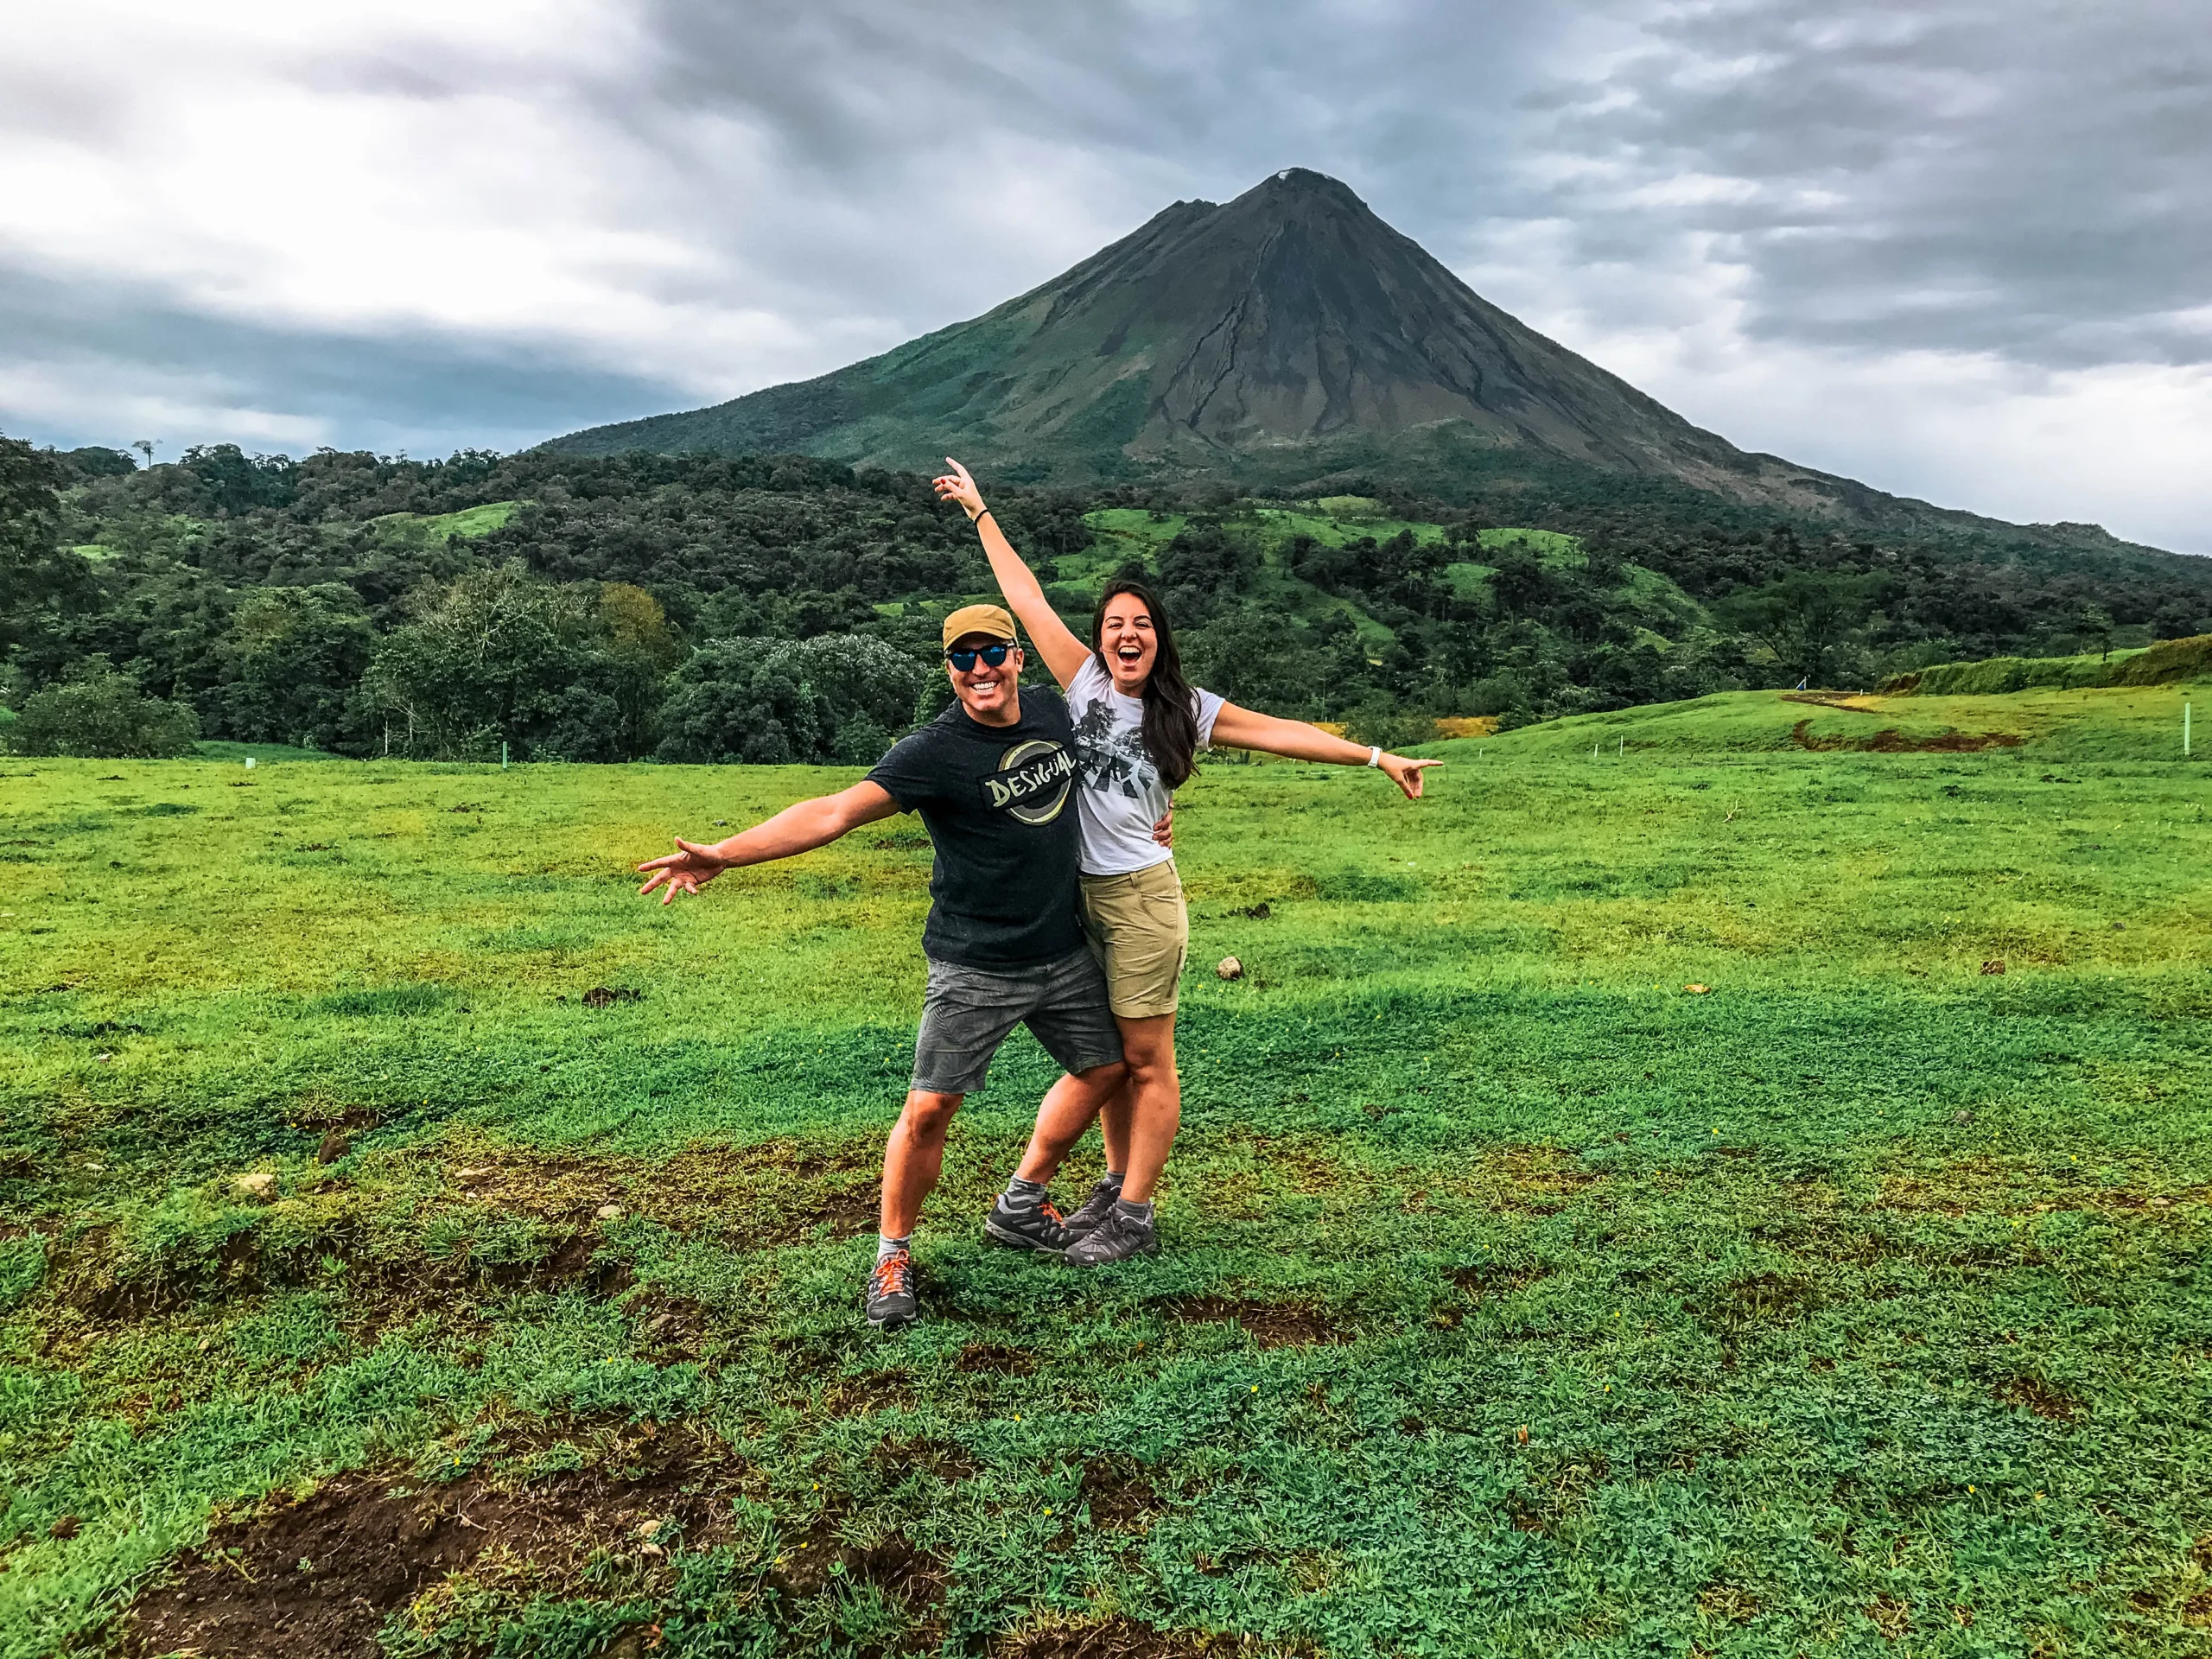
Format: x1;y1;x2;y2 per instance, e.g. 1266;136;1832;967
1367;746;1382;768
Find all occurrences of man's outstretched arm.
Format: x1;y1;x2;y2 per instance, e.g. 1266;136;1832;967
638;780;902;905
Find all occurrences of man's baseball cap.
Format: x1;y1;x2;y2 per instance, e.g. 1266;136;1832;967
941;603;1019;651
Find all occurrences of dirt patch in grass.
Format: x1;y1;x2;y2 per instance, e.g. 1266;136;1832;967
1789;719;2023;753
1080;1456;1161;1529
1166;1295;1345;1348
766;1521;946;1608
957;1342;1039;1376
999;1617;1258;1658
124;1425;728;1659
1468;1145;1606;1214
824;1369;915;1415
1996;1376;2081;1421
872;1434;980;1483
1448;1263;1551;1300
430;1135;882;1248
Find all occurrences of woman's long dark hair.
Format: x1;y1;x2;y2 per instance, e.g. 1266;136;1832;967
1092;578;1199;789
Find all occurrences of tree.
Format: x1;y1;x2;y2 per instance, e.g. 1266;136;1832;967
656;633;926;765
365;563;601;760
1717;572;1883;688
3;656;199;757
214;585;376;750
0;433;96;677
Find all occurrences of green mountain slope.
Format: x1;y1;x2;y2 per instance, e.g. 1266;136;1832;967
544;171;2184;565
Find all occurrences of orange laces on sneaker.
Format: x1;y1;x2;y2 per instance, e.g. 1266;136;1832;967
870;1251;912;1295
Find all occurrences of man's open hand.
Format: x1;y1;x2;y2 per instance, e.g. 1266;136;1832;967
638;839;732;905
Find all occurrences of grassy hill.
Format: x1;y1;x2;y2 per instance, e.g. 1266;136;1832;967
3;686;2207;1654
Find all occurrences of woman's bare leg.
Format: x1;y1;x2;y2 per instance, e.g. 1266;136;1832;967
1113;1014;1179;1204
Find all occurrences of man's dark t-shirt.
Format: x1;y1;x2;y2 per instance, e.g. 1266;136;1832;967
866;688;1084;968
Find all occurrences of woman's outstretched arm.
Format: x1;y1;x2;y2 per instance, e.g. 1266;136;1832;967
1209;703;1440;800
932;458;1092;690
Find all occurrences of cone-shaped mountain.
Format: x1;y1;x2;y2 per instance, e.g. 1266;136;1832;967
543;172;2101;532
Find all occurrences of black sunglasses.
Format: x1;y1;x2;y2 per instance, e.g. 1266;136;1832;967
944;642;1013;671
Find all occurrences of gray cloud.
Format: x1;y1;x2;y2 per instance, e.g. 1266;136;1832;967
1522;0;2212;365
2;1;2206;545
0;262;688;457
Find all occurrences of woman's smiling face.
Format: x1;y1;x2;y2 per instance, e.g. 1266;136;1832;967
1098;593;1158;694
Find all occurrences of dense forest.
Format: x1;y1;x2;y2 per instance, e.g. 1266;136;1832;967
3;433;2209;762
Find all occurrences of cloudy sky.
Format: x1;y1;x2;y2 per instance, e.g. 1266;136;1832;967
5;0;2209;550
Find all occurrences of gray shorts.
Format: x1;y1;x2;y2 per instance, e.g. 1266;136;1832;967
912;947;1125;1096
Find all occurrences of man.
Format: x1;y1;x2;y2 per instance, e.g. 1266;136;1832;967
638;605;1136;1331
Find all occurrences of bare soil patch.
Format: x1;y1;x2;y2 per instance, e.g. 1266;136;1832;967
766;1520;946;1609
1166;1295;1345;1348
1996;1376;2081;1421
1448;1263;1551;1299
957;1342;1039;1376
1080;1456;1161;1529
125;1425;727;1659
871;1434;980;1483
1789;719;2023;753
1000;1617;1260;1658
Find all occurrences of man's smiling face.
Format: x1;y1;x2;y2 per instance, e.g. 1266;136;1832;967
946;633;1023;722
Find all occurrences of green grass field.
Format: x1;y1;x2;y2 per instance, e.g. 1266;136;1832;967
3;683;2209;1656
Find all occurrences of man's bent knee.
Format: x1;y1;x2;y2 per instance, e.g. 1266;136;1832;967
1070;1060;1128;1096
899;1090;963;1137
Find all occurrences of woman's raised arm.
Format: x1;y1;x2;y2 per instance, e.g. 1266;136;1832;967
1209;702;1440;800
933;458;1092;690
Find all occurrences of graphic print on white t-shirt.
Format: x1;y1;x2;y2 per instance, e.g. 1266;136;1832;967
1065;656;1224;876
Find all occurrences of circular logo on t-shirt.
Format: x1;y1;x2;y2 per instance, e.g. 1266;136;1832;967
988;738;1074;824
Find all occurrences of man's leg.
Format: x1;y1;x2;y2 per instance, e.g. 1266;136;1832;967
1014;1060;1130;1185
880;1088;963;1240
1050;1069;1135;1237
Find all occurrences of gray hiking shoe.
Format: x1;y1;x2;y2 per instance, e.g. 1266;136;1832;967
1061;1178;1124;1239
1064;1205;1159;1268
983;1194;1071;1254
865;1247;918;1330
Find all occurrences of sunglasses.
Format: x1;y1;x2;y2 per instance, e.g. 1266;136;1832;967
944;642;1013;671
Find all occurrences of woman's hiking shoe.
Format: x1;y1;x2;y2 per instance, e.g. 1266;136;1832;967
866;1248;919;1330
1061;1178;1124;1239
983;1194;1071;1254
1064;1205;1159;1268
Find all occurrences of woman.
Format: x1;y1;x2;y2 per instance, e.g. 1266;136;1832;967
933;458;1438;1267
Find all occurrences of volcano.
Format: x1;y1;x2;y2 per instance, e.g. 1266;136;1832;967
541;172;2097;534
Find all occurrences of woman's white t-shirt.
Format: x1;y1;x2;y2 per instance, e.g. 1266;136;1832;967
1065;655;1224;876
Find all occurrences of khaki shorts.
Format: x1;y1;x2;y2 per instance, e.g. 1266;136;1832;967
1079;859;1189;1020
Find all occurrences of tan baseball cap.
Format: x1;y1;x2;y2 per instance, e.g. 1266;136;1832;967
941;603;1019;651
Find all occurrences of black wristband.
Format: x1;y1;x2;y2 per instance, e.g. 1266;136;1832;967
971;508;994;527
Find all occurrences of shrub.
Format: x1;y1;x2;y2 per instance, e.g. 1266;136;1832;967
3;657;200;757
1884;634;2212;696
657;634;926;766
1342;697;1437;752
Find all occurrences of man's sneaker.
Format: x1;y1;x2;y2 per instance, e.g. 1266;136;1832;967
983;1194;1071;1254
1061;1178;1124;1239
866;1248;918;1330
1064;1205;1159;1268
